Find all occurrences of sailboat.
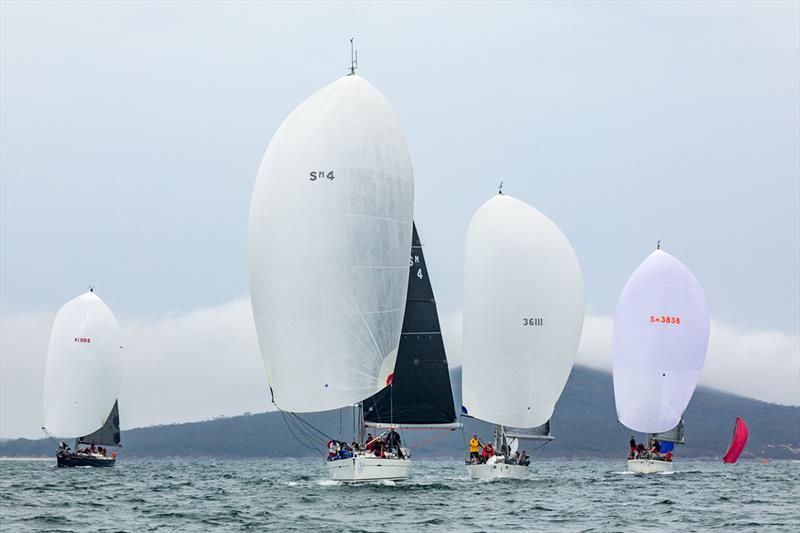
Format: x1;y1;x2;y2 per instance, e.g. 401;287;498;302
722;417;748;464
326;222;462;481
248;51;415;481
612;245;710;474
42;289;124;467
461;191;585;480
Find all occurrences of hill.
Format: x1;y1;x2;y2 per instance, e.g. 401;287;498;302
3;366;798;459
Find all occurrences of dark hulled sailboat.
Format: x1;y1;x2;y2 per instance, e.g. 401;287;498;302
42;289;124;468
57;401;121;467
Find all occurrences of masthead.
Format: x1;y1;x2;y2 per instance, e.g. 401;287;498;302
349;38;358;75
498;181;504;195
657;240;661;250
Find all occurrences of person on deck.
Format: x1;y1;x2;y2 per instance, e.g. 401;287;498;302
327;440;338;461
386;429;403;459
340;442;353;459
365;434;376;455
519;451;530;466
636;443;645;459
468;435;482;464
375;438;386;458
629;436;637;459
481;443;494;462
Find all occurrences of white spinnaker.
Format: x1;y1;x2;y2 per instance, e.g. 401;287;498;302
248;75;414;413
612;250;710;434
42;291;123;438
462;194;585;428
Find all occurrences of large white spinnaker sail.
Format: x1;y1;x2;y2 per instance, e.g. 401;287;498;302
612;249;710;434
462;194;585;428
42;291;123;439
248;75;414;413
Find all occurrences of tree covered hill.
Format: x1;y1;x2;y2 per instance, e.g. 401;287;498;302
3;366;798;460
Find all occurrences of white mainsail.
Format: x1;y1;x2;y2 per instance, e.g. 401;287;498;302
612;249;710;434
462;194;585;428
248;74;414;413
42;291;123;439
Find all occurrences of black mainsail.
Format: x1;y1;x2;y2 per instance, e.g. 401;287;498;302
363;223;458;428
78;400;121;447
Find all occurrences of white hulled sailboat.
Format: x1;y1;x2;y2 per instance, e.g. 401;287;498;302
461;192;584;480
248;51;416;481
335;222;461;481
42;289;124;467
612;244;710;474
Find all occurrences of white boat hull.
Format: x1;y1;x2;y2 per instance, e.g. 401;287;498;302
627;459;673;474
467;462;527;480
326;455;411;482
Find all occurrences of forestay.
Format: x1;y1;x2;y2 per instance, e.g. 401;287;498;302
248;75;414;413
462;194;585;428
42;291;123;439
612;250;710;434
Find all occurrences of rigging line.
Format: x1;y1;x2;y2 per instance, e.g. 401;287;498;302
289;414;332;457
284;413;324;455
294;419;327;452
291;412;336;442
530;439;551;461
279;410;324;457
460;424;470;463
291;415;328;447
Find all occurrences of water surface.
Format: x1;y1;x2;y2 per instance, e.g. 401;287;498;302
1;458;798;531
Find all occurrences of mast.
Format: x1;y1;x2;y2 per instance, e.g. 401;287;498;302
357;402;365;445
349;37;358;75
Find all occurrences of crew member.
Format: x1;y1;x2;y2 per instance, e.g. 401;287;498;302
468;435;482;464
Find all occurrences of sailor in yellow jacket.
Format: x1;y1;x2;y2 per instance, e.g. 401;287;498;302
468;435;482;464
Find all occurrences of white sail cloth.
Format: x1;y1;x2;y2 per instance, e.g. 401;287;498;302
248;75;414;413
612;250;710;434
462;194;584;428
42;291;123;439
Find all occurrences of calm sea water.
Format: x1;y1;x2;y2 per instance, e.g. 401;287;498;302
1;458;798;531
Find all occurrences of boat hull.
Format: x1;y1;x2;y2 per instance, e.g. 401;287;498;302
326;455;410;482
57;454;116;468
627;459;672;474
467;463;527;480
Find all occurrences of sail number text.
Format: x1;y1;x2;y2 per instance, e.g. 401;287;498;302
74;337;91;343
523;318;543;326
309;171;335;181
650;315;680;325
410;255;423;279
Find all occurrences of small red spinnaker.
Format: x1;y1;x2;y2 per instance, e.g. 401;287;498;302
722;416;748;464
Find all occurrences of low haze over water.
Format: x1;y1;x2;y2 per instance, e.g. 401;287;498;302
1;459;798;531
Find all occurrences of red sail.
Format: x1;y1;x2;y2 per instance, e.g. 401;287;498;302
722;417;749;464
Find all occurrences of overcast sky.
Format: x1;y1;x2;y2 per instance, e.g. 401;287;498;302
2;1;798;438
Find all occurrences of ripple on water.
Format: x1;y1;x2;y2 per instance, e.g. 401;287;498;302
1;459;798;531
